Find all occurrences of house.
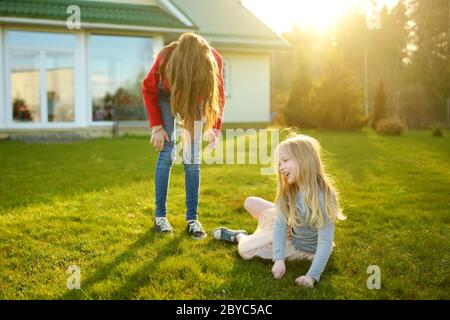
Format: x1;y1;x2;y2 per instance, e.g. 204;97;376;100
0;0;290;138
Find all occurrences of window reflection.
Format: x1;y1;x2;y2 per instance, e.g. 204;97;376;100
46;52;75;122
7;31;76;49
11;51;41;122
8;30;76;124
90;35;153;121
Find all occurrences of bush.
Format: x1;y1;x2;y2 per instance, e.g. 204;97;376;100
283;48;365;131
376;118;407;136
431;126;443;137
397;84;434;129
371;81;387;130
313;49;365;130
283;103;316;128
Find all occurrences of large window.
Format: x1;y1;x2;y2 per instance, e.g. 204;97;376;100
10;51;41;122
90;35;153;121
7;31;76;124
46;52;75;122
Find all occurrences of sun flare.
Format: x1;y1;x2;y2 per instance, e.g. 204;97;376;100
242;0;399;34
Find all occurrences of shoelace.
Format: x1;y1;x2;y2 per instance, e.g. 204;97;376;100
157;218;171;230
189;221;203;233
224;232;235;242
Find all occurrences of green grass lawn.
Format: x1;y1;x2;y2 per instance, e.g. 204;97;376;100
0;129;449;299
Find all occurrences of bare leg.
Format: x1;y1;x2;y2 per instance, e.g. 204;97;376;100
213;197;274;244
243;196;275;220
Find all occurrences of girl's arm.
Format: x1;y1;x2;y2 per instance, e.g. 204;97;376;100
305;192;335;282
305;221;334;282
142;54;163;128
272;212;288;279
272;212;288;261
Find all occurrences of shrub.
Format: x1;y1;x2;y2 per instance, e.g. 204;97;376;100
431;126;443;137
371;81;387;130
313;49;365;130
283;48;365;131
396;84;434;129
376;118;407;136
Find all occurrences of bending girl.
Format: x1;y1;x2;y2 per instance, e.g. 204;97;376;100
142;33;225;239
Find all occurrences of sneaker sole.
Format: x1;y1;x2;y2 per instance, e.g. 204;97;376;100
191;234;208;240
154;226;173;234
186;223;207;240
190;232;207;240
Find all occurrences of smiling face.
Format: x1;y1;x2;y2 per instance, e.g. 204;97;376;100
278;146;298;185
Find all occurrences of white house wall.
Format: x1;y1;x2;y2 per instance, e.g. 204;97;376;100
221;51;271;124
0;25;5;129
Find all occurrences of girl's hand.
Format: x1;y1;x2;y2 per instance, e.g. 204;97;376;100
295;275;315;288
150;125;169;152
271;260;286;279
207;128;220;150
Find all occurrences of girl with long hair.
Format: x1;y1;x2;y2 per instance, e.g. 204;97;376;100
212;134;345;287
142;33;225;239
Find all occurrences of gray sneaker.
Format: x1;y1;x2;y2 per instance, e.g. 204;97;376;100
154;217;173;234
212;227;248;243
186;220;207;240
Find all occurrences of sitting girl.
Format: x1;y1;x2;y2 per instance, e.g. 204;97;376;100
212;134;345;287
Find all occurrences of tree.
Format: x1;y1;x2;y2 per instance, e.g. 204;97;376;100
284;49;314;128
407;0;450;126
313;48;365;130
372;81;387;129
281;26;316;128
334;2;408;117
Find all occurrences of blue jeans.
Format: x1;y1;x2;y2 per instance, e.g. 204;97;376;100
154;96;201;221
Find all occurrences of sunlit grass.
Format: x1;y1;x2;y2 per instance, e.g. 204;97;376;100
0;129;448;299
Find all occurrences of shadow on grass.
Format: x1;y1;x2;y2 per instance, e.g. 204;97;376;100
207;206;339;299
0;138;156;212
61;229;184;300
210;242;339;299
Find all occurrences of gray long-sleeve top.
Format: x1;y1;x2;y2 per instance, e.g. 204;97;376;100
273;191;334;282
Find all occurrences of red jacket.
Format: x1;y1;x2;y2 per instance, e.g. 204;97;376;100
142;47;225;130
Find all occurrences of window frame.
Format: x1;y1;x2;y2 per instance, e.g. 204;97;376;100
4;28;79;129
87;32;155;125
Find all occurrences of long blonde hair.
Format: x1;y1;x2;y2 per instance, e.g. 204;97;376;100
275;134;346;228
157;33;221;133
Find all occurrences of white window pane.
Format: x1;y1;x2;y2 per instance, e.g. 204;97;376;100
90;34;153;121
7;31;76;49
7;30;77;125
11;51;40;122
46;52;75;122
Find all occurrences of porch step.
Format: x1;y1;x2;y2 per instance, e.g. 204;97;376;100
9;132;87;143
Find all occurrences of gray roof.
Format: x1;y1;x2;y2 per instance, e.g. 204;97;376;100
170;0;290;50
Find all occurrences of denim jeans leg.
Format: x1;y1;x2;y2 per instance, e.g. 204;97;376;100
183;121;202;221
184;162;200;221
154;97;175;218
